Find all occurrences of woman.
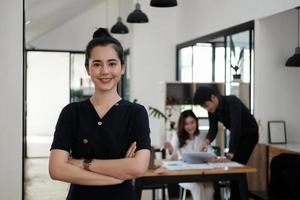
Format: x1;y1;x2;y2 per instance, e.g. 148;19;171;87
164;110;215;200
49;28;151;200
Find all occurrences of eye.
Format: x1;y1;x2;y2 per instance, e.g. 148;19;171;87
92;62;101;67
108;62;117;67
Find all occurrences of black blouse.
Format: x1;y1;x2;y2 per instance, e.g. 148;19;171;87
51;99;151;200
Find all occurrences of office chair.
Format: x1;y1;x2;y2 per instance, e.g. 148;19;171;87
250;153;300;200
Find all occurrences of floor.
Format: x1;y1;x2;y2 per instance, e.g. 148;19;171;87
25;158;69;200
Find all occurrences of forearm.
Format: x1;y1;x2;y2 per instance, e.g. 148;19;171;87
89;150;150;180
50;162;122;185
49;150;122;186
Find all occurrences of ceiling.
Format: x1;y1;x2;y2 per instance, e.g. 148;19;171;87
25;0;104;43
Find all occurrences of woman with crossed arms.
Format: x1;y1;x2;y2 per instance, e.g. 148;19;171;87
49;28;151;200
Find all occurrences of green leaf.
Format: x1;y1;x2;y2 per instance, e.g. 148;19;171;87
229;36;236;58
237;48;244;67
230;64;239;71
148;106;168;122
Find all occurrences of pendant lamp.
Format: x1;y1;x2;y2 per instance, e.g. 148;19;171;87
110;0;129;34
286;7;300;67
111;17;129;34
150;0;177;7
127;2;149;23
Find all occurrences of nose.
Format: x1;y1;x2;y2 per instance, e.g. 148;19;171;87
99;64;109;73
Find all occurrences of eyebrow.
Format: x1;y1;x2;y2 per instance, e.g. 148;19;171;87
91;59;118;63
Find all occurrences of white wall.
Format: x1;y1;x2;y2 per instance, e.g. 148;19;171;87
29;1;109;51
27;52;70;136
29;0;133;51
255;10;300;143
0;0;23;199
129;1;177;145
177;0;300;43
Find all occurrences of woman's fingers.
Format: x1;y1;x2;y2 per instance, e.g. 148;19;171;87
199;145;208;152
128;145;136;158
125;142;136;158
163;142;173;154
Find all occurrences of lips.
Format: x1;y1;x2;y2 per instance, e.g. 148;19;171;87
187;129;195;133
97;77;113;83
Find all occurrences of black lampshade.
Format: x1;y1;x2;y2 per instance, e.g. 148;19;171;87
127;3;149;23
286;47;300;67
110;17;129;34
150;0;177;7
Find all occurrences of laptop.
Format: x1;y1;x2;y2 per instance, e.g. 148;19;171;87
181;152;214;164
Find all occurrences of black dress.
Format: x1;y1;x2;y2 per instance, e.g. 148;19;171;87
51;99;151;200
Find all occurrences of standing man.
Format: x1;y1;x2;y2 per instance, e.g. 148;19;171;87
193;86;258;200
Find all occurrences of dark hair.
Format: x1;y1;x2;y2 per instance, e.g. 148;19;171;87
85;28;124;67
193;86;218;106
177;110;199;148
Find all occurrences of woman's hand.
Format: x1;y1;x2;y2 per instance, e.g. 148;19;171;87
125;142;137;158
163;142;173;155
225;152;234;160
199;139;210;152
207;156;231;163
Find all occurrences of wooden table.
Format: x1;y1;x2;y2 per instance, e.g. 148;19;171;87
135;163;256;200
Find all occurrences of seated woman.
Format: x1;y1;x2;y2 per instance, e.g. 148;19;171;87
164;110;215;200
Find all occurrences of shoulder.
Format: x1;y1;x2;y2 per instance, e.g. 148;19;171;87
121;100;148;113
225;95;241;104
60;100;87;115
61;102;77;113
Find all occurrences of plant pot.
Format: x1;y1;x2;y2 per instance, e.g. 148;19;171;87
233;74;241;79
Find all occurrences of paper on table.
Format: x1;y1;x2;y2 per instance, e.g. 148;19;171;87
162;161;243;170
208;162;243;168
163;161;213;170
162;161;189;170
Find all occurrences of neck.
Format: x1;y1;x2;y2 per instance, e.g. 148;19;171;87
189;134;195;140
91;89;121;107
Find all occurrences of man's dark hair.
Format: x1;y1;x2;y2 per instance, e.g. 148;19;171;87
193;86;218;105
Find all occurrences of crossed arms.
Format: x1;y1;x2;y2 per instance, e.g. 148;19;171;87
49;142;150;186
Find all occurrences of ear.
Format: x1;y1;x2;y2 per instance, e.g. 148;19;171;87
211;94;217;102
211;95;219;105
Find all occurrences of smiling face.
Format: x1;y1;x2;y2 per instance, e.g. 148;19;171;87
184;116;197;137
87;45;125;92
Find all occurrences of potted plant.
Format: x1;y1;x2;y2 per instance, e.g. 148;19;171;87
133;99;176;128
229;36;244;80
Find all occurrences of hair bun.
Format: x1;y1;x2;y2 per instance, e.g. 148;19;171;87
93;28;111;39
